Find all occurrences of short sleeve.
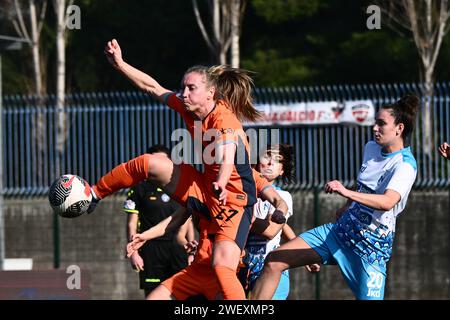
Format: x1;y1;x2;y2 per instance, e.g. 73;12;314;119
165;92;186;115
211;110;242;147
386;162;416;200
123;187;139;214
253;170;273;196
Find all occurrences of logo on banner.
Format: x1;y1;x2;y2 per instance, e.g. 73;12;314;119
352;104;370;123
332;105;345;120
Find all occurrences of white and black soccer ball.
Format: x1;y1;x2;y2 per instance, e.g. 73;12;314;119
48;174;92;218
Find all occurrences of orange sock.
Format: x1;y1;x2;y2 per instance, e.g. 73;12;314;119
93;154;150;199
214;265;246;300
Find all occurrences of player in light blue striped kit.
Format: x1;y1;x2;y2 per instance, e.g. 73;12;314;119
251;93;419;300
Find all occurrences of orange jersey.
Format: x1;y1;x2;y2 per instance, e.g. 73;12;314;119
252;168;273;197
166;93;256;207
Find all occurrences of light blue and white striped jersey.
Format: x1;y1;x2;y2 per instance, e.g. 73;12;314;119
334;140;417;269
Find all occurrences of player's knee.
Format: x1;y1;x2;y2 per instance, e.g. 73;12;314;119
213;240;240;261
147;153;174;182
146;284;173;300
264;252;287;274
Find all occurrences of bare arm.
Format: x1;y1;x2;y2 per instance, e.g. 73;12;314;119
281;223;296;242
141;207;189;240
186;218;195;243
104;39;172;103
176;216;195;246
213;143;237;204
125;212;144;271
250;187;289;239
126;213;139;242
127;207;190;256
325;180;401;211
177;217;196;265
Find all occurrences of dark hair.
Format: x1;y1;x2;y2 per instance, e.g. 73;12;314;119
146;144;171;157
381;93;420;145
257;144;295;184
276;144;295;184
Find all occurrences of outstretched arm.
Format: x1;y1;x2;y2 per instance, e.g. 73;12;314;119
127;207;190;256
105;39;172;103
324;180;400;211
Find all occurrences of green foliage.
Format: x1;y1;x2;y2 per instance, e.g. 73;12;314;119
241;0;426;86
251;0;322;23
1;0;450;95
65;0;210;92
242;49;315;86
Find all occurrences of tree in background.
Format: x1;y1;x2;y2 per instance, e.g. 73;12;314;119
1;0;47;95
241;0;323;86
1;0;449;94
192;0;247;67
378;0;450;156
52;0;76;175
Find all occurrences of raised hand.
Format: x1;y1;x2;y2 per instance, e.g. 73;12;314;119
104;39;123;68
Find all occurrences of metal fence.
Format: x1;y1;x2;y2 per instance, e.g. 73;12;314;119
2;82;450;196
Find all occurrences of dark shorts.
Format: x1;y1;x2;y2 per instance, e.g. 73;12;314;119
138;240;188;291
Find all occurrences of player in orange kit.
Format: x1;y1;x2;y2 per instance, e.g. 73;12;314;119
87;39;263;299
126;166;289;299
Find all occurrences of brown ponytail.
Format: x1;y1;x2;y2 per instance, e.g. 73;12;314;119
207;65;262;122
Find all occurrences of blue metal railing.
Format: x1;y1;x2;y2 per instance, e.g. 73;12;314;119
2;82;450;196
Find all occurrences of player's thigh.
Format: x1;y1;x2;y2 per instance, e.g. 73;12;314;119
147;153;180;194
210;203;253;250
211;239;242;270
337;254;386;300
166;164;207;206
265;236;323;270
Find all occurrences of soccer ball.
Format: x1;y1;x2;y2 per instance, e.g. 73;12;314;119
48;174;92;218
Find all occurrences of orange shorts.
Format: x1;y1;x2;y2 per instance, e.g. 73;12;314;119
161;262;221;300
161;227;219;300
161;220;247;300
172;164;253;250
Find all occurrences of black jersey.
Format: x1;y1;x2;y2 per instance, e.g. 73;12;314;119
123;181;180;241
